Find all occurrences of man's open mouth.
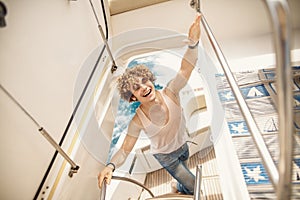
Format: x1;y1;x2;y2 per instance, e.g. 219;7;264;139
143;89;152;97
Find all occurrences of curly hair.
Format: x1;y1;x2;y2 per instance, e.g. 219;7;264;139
117;64;156;102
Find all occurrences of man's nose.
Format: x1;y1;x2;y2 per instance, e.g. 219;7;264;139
140;84;147;89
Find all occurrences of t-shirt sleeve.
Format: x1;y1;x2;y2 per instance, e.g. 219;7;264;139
166;72;188;94
127;118;142;138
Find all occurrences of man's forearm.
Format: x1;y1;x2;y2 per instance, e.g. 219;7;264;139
183;42;199;67
108;148;130;169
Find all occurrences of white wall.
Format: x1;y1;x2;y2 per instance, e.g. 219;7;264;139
110;0;300;68
1;0;299;199
0;0;109;199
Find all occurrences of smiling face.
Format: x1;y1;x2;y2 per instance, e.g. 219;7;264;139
117;65;156;103
130;77;156;104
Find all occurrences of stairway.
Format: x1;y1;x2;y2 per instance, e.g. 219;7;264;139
139;146;222;200
216;67;300;199
136;67;300;200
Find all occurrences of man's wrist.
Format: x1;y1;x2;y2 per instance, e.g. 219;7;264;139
106;162;116;172
188;40;199;49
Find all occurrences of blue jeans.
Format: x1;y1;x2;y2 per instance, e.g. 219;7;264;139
153;143;195;195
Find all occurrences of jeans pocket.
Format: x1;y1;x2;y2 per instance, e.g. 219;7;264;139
153;153;173;168
179;148;189;162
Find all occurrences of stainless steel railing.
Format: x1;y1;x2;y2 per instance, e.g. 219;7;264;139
199;7;279;186
100;178;107;200
263;1;293;199
99;165;203;200
194;165;202;200
89;0;118;73
0;84;80;178
191;0;294;199
100;176;155;200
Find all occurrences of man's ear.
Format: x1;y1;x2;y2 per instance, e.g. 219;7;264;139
130;96;137;102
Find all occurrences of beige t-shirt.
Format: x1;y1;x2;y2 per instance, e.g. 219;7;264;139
135;90;189;154
126;73;190;154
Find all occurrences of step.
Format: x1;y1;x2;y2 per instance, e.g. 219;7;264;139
146;193;194;200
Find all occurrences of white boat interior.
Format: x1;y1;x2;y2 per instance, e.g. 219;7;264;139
0;0;300;200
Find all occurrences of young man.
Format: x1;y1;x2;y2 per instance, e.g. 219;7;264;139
98;14;201;195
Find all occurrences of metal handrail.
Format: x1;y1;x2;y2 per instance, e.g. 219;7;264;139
100;176;155;200
99;167;202;199
100;179;107;200
89;0;118;73
197;9;279;185
191;0;293;199
263;1;293;199
0;84;80;177
194;165;202;200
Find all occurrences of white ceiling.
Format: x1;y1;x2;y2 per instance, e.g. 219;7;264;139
108;0;171;15
108;0;300;42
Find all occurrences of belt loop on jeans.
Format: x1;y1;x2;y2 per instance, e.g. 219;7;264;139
187;141;198;146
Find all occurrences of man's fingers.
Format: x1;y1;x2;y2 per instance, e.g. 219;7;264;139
98;174;104;188
98;174;108;188
98;179;102;189
98;167;114;189
98;175;112;189
106;176;111;185
195;13;201;23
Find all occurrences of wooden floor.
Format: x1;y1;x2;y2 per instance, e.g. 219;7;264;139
139;146;223;200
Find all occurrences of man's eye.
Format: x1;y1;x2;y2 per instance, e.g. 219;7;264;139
133;84;140;91
142;77;148;84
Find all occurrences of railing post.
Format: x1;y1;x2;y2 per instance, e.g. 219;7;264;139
100;179;107;200
263;1;293;199
190;0;285;190
88;0;118;73
194;165;202;200
0;84;80;177
197;10;279;186
38;127;79;177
